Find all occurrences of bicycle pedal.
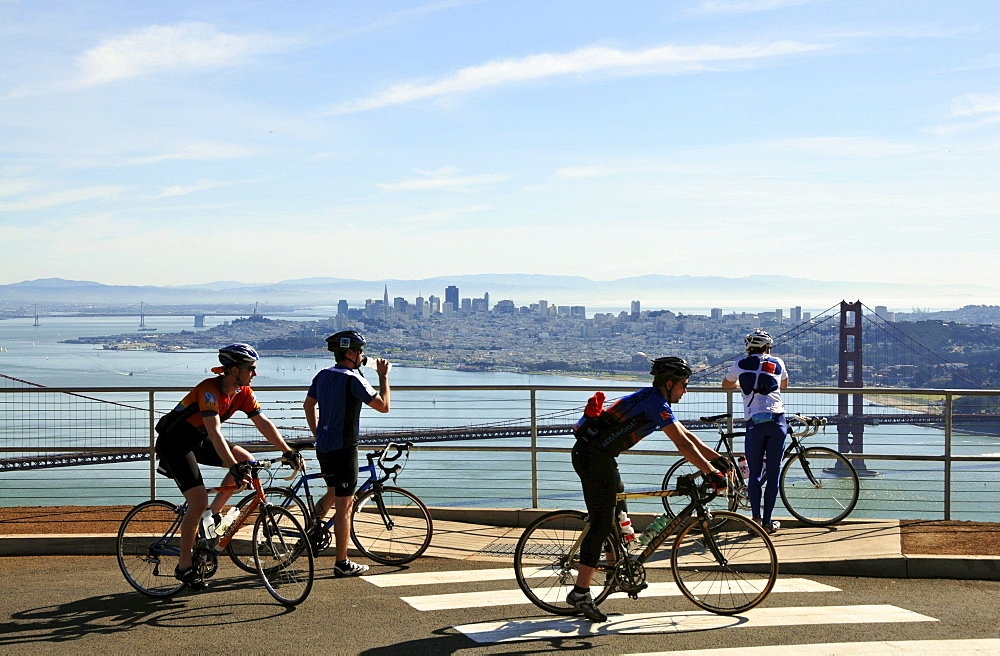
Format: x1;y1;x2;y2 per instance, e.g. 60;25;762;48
617;581;648;595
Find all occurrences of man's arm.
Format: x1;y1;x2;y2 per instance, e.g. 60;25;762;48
303;396;319;436
203;414;239;468
662;422;720;474
721;378;737;390
366;359;391;413
250;413;294;453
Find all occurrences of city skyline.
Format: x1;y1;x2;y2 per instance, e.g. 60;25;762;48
2;2;999;292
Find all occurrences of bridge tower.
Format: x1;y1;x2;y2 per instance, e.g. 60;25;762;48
838;300;868;470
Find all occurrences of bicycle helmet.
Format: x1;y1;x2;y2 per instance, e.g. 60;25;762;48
218;343;259;367
650;356;692;384
744;329;774;353
326;330;366;353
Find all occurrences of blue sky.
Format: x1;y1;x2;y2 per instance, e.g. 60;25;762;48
1;1;998;296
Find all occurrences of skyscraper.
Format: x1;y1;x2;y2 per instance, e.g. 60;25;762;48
445;286;459;314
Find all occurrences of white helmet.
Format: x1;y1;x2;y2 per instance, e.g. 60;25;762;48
744;329;774;352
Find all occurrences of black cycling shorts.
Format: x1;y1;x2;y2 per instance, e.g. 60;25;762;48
316;447;359;497
155;423;227;494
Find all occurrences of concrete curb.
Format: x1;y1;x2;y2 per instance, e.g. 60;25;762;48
4;507;998;581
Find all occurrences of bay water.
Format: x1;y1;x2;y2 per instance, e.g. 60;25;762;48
1;315;998;520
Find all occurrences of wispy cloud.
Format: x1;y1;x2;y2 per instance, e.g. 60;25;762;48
555;166;618;180
691;0;829;15
332;40;828;113
129;142;257;164
71;22;293;87
0;185;125;212
153;179;248;198
378;167;513;192
928;92;1000;135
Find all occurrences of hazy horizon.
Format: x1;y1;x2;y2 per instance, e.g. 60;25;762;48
2;2;999;290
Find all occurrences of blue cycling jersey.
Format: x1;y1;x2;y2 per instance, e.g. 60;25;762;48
306;365;376;452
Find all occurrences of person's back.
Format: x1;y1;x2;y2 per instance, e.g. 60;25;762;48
722;329;789;534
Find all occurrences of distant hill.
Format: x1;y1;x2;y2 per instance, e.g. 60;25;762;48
1;275;997;312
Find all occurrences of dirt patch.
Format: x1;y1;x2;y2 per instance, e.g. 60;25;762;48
0;506;132;535
899;520;1000;556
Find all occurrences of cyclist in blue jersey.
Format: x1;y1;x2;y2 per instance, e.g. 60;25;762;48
303;330;391;577
722;329;789;534
567;356;730;622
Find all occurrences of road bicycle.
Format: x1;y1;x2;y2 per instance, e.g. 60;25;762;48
116;457;315;606
231;442;433;568
514;472;778;616
662;413;860;527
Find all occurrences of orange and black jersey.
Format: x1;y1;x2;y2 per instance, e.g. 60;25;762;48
161;377;262;435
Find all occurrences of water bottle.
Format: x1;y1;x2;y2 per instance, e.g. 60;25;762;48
362;355;392;373
738;456;750;481
618;511;635;544
638;513;669;546
200;509;218;539
216;506;240;535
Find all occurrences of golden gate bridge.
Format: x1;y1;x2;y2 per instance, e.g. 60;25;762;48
3;300;997;473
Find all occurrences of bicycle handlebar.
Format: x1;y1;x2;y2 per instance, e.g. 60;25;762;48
368;441;412;484
786;414;826;439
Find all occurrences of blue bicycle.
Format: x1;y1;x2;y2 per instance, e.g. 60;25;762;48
229;442;433;567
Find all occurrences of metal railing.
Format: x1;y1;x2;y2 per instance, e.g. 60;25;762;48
1;384;999;521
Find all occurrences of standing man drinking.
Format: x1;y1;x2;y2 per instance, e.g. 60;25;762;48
303;330;391;577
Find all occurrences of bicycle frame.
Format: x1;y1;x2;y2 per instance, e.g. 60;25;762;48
579;479;721;573
704;413;826;484
273;442;408;530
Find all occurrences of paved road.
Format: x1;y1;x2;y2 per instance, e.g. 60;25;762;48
3;554;1000;654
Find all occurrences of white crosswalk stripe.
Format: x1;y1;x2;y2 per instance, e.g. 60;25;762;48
362;568;945;648
452;605;937;644
625;638;1000;655
399;577;839;611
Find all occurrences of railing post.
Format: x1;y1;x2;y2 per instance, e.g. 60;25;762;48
944;391;952;520
530;388;538;508
149;390;156;500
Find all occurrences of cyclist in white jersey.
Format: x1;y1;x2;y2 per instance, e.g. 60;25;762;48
722;329;789;533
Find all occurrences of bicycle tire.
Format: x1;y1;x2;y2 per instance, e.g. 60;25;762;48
662;458;739;526
253;505;314;606
671;511;777;614
227;487;310;573
117;500;186;598
351;486;433;565
779;447;860;526
513;510;618;616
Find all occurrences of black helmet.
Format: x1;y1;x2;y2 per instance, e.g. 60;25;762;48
650;356;692;383
326;330;366;353
218;343;259;367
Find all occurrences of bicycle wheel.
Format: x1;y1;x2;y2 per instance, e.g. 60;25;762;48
662;458;740;526
513;510;618;616
227;487;310;573
253;505;314;606
671;511;777;615
779;447;860;526
351;486;433;565
117;500;186;597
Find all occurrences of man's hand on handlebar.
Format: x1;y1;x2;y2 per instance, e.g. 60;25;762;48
707;471;729;493
283;449;305;472
229;461;253;486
